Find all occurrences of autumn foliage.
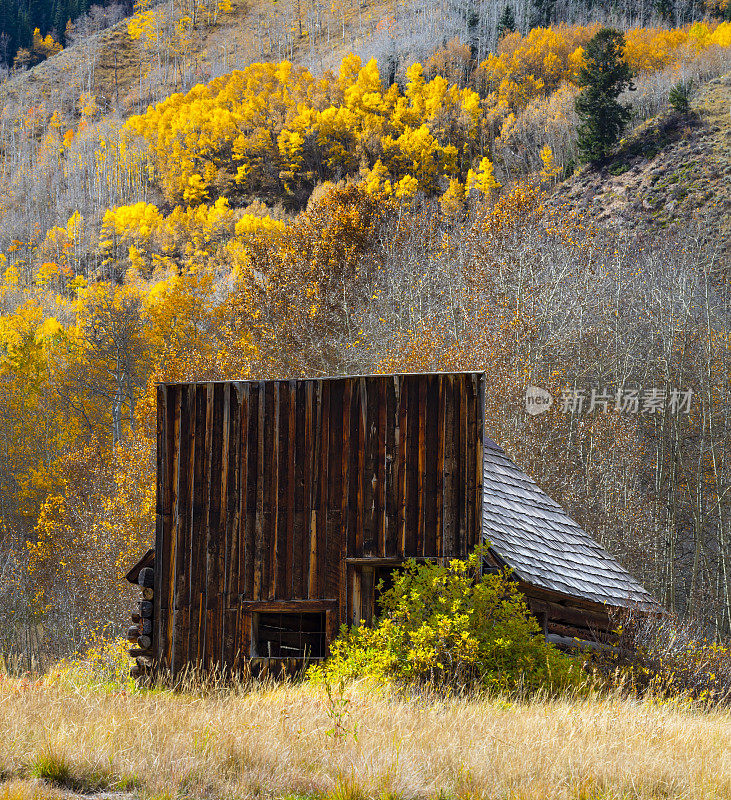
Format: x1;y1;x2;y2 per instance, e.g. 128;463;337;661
0;18;729;665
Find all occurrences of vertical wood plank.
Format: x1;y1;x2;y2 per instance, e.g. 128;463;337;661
223;384;241;668
346;385;357;560
233;384;249;664
405;377;419;557
376;377;387;558
230;385;246;601
200;384;215;665
268;383;279;600
316;380;330;598
435;375;445;560
476;374;485;558
351;381;365;559
384;376;398;558
165;385;191;674
443;375;457;558
466;375;477;554
285;381;296;598
243;384;257;601
171;385;193;675
203;384;224;669
362;378;378;557
339;381;352;627
153;385;165;665
416;376;426;557
457;375;468;558
253;384;265;601
239;611;251;662
165;387;180;669
396;375;408;558
216;384;231;667
188;384;211;669
350;568;361;626
274;382;288;598
325;380;343;600
293;381;307;598
424;374;438;557
308;382;322;598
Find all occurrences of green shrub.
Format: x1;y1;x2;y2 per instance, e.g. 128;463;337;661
311;548;584;694
669;79;694;114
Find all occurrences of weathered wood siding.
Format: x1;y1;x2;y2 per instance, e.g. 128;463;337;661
154;373;485;673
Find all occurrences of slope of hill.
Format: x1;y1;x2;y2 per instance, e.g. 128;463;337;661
553;75;731;260
0;0;395;119
0;13;729;662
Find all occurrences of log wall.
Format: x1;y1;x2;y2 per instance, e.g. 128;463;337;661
154;373;485;674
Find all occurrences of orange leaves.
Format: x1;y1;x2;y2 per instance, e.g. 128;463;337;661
229;183;385;376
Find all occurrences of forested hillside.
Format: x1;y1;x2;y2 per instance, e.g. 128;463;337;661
0;0;729;668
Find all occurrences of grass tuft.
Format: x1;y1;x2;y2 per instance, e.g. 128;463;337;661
28;750;72;788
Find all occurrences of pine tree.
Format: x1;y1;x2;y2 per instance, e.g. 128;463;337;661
497;5;516;37
531;0;556;28
655;0;674;23
669;79;693;114
575;28;634;164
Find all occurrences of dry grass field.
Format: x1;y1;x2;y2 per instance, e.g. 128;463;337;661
0;674;729;800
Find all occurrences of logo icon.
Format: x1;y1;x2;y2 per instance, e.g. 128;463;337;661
525;386;553;416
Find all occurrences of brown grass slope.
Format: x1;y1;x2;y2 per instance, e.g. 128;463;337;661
551;74;731;259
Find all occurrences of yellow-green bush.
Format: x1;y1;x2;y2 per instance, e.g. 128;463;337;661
311;549;583;694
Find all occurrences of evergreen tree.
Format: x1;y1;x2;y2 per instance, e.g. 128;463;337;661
669;79;693;114
575;28;634;164
531;0;556;28
655;0;674;23
497;4;516;37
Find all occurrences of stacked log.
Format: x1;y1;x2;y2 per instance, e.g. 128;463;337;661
129;566;155;679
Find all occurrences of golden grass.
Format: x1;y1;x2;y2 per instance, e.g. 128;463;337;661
0;780;68;800
0;678;729;800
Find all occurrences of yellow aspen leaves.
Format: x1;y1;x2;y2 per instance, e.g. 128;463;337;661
466;158;501;196
183;174;209;204
539;146;561;184
4;266;20;286
441;178;465;214
394;174;419;199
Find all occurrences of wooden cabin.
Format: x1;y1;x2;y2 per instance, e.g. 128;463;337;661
126;372;655;677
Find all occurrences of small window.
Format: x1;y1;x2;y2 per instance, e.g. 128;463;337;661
251;612;326;659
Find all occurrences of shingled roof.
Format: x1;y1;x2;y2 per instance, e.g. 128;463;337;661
482;437;656;608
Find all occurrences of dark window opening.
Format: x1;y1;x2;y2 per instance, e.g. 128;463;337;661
374;566;400;617
251;612;326;659
351;565;404;627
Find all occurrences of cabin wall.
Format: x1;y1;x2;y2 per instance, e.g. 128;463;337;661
154;373;485;674
521;583;614;650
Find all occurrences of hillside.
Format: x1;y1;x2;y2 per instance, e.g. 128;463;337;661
553;74;731;259
0;13;729;669
0;0;406;119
